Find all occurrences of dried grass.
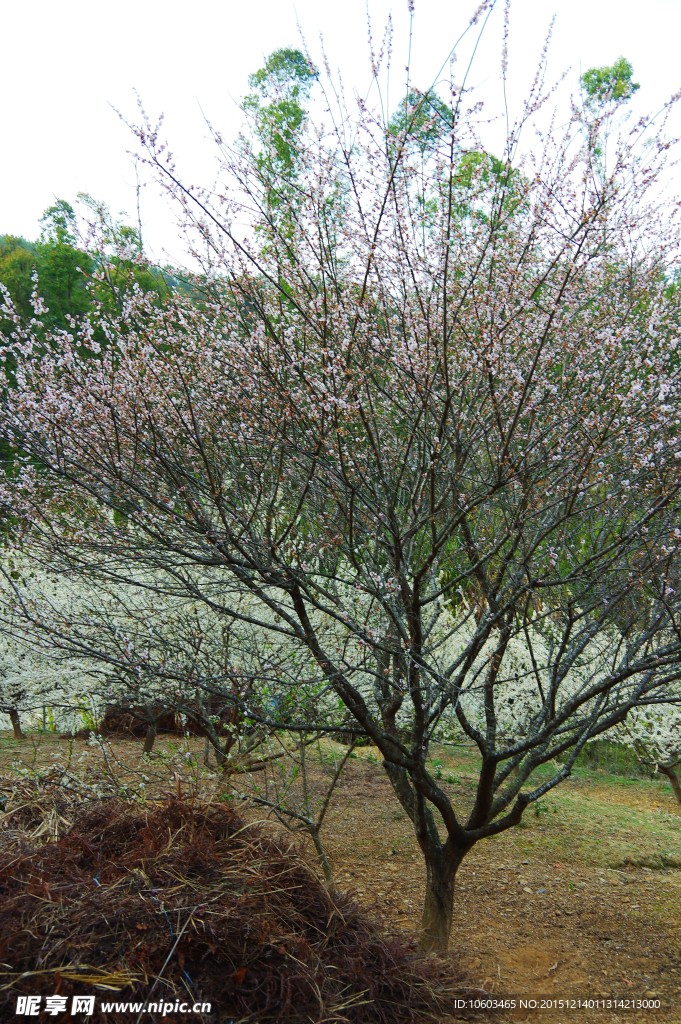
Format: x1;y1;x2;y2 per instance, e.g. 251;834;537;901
0;777;88;849
0;795;483;1022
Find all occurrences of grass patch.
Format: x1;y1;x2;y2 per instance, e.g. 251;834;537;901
419;743;681;873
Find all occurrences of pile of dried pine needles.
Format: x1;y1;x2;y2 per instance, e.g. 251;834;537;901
0;792;483;1022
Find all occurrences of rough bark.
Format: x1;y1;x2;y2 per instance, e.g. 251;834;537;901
383;761;467;951
143;722;157;754
8;709;24;741
420;844;459;953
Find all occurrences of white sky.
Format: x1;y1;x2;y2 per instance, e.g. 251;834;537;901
3;0;681;266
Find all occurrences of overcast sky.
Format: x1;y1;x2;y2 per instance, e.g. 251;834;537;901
3;0;681;265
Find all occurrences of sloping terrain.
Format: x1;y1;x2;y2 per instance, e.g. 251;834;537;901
1;733;679;1022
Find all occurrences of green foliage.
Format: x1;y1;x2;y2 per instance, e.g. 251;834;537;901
0;198;172;336
0;237;39;319
581;57;639;108
76;194;171;314
248;47;316;99
79;708;97;732
388;89;452;155
451;150;523;222
0;200;94;332
0;230;93;332
569;739;657;780
40;199;78;246
242;49;322;260
387;85;525;236
243;48;317;182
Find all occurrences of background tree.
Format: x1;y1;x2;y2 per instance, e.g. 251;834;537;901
579;57;641;186
0;197;173;341
0;549;356;881
240;47;318;248
581;56;640;109
243;48;318;184
242;731;358;889
616;702;681;803
0;201;93;335
76;193;173;314
35;201;95;328
388;88;453;155
0;553;326;765
2;32;681;953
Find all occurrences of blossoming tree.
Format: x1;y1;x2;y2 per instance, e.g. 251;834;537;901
3;17;681;949
0;630;102;739
616;702;681;802
0;556;310;761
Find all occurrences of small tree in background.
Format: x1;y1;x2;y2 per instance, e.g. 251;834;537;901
239;731;358;889
3;13;681;949
581;56;639;109
617;702;681;803
243;47;318;183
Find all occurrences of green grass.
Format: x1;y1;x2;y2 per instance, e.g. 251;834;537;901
3;731;680;877
423;743;681;871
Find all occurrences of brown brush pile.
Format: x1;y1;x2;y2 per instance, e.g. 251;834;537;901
0;798;482;1023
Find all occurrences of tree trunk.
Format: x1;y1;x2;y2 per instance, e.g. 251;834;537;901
196;718;228;768
420;843;457;952
8;709;23;741
658;764;681;804
382;760;464;952
308;825;335;891
143;722;157;754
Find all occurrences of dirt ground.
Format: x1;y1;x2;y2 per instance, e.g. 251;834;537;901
316;754;681;1024
1;731;680;1023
